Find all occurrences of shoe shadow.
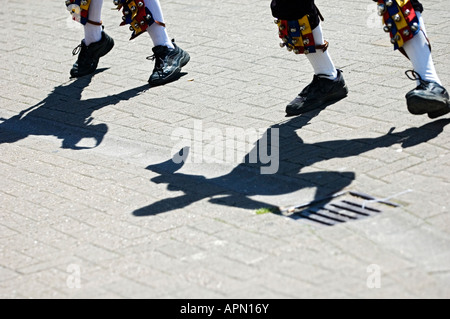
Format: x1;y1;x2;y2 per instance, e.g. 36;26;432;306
0;68;149;150
132;111;450;217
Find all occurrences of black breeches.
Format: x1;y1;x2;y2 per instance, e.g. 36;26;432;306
270;0;424;29
410;0;424;13
270;0;320;29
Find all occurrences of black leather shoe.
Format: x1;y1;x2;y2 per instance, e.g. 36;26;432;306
286;69;348;116
70;31;114;78
405;70;450;119
148;41;190;86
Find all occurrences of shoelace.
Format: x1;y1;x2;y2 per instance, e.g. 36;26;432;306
146;42;176;70
299;74;328;97
146;54;165;72
405;70;429;89
405;70;423;82
72;44;82;56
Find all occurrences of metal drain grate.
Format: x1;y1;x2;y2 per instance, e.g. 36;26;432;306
280;191;401;226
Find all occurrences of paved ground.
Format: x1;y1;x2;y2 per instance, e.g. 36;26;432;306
0;0;449;299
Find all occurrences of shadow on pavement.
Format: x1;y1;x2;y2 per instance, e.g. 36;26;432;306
133;108;450;217
0;68;149;150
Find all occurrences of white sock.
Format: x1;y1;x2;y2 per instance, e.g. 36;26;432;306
144;0;174;49
402;12;441;85
83;0;103;46
306;24;338;80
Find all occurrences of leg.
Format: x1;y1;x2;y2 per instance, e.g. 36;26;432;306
83;0;103;46
144;0;174;49
375;0;449;118
404;9;449;118
67;0;114;78
144;0;190;86
271;0;348;116
114;0;190;85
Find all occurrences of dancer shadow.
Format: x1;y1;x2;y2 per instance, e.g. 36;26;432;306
133;108;450;217
0;69;149;150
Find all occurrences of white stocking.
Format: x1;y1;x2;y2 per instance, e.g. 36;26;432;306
144;0;174;49
83;0;103;46
305;23;338;80
402;12;441;85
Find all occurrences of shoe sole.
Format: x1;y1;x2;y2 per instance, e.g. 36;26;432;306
148;50;190;86
286;85;348;116
407;95;448;115
428;100;450;119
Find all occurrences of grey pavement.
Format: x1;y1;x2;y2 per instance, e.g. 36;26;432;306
0;0;449;299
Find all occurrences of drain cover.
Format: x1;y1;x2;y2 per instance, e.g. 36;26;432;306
280;191;401;226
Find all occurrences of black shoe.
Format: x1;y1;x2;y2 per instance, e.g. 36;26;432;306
70;31;114;78
405;70;450;119
148;40;190;86
286;69;348;116
428;107;450;119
